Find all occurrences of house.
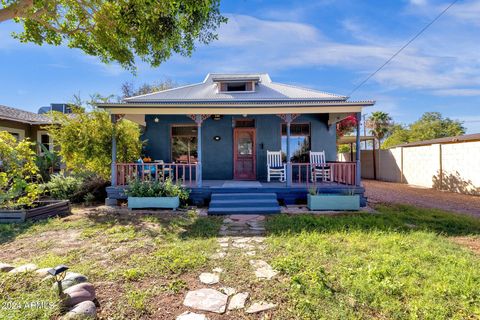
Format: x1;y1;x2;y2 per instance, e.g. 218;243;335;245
98;73;375;212
0;105;53;153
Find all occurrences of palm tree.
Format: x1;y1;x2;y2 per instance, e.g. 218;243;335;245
367;111;392;145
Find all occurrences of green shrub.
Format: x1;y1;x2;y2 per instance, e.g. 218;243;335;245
126;179;189;204
45;174;83;200
44;172;108;203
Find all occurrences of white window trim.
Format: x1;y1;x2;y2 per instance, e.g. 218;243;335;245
217;81;256;93
0;127;25;140
37;130;53;154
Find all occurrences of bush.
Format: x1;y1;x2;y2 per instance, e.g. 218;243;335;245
126;179;189;204
44;172;108;204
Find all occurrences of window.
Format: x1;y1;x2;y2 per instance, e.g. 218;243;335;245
234;119;255;128
37;131;52;155
219;81;254;92
0;127;25;141
281;123;310;162
171;126;198;164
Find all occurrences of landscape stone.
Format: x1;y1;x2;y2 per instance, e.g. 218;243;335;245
250;260;278;280
9;263;38;273
199;272;220;285
228;292;249;310
217;238;229;243
176;311;209;320
62;300;97;319
245;251;256;256
52;272;88;291
212;267;223;273
0;263;14;273
64;282;96;307
210;252;226;259
219;287;236;296
183;288;228;313
245;301;277;314
35;268;52;278
219;243;229;248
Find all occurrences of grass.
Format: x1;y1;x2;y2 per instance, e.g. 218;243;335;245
265;204;480;319
0;204;479;319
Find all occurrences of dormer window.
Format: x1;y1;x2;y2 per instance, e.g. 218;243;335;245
218;81;255;93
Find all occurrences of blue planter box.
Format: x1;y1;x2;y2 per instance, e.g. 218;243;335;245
128;197;180;210
307;194;360;211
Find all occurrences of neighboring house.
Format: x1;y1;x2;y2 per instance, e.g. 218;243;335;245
98;73;375;210
38;103;72;115
0;105;53;154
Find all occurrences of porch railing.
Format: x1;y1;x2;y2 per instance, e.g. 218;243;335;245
291;161;357;186
115;163;198;186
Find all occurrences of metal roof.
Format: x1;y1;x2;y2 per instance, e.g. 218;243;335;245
391;133;480;148
0;105;51;125
124;73;349;102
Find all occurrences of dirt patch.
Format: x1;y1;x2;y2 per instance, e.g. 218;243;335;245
450;237;480;255
364;180;480;217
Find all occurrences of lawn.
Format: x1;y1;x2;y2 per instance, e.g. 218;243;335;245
0;204;479;319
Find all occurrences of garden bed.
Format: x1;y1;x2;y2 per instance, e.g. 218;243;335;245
0;200;71;223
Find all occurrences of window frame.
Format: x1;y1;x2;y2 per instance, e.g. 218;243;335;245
0;127;25;141
37;130;53;155
170;124;199;164
280;122;311;163
218;81;255;93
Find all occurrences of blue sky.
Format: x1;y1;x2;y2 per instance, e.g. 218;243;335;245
0;0;479;133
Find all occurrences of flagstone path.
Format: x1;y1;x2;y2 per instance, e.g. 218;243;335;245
178;215;277;319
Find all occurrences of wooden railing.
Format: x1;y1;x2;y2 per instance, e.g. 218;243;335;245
291;162;357;186
115;163;198;186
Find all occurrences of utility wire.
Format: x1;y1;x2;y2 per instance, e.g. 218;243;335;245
348;0;459;97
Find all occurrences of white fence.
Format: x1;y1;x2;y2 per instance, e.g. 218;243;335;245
339;141;480;196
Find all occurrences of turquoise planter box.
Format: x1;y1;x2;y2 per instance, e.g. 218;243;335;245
128;197;180;210
307;194;360;211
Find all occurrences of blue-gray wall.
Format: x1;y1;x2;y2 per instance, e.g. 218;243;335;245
143;114;336;180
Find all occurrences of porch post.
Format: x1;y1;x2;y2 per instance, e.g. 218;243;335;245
194;115;203;188
286;115;292;187
355;112;361;186
111;114;117;187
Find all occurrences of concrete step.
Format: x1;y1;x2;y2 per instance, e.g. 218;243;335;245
209;199;279;208
208;206;280;215
211;193;277;201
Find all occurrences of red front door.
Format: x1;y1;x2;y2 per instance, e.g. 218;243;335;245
234;128;256;180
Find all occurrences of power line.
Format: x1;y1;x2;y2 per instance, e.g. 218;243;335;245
348;0;459;97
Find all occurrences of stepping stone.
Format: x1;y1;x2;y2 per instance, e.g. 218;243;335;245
245;251;256;256
245;301;277;314
228;292;249;310
0;263;14;273
9;263;38;273
217;238;229;243
219;243;229;248
199;273;220;285
232;243;255;249
64;283;96;307
62;300;97;319
250;260;278;280
176;311;209;320
210;252;226;259
212;267;223;273
219;287;236;296
183;288;228;314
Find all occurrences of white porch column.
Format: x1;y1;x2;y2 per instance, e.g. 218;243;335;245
189;115;210;187
355;112;361;186
111;114;118;186
286;115;292;187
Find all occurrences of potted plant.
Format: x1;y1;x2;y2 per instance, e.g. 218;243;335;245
307;187;360;211
126;179;189;210
0;132;70;223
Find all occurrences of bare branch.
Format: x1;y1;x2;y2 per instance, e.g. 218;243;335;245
0;0;34;22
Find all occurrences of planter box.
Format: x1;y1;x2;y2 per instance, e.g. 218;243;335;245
0;200;71;224
307;194;360;211
128;197;180;210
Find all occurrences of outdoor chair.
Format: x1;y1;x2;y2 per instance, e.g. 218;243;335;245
309;151;332;182
267;150;286;182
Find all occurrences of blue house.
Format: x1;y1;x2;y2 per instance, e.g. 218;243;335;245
99;73;374;213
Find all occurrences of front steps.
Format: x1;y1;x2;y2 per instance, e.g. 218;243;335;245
208;193;281;215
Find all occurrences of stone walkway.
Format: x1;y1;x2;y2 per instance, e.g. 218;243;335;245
179;215;277;319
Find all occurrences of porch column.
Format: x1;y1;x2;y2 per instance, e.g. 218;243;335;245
355;112;361;186
189;115;209;188
111;114;118;187
285;116;292;187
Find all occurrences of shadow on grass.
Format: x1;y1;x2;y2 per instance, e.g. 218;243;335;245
266;203;480;237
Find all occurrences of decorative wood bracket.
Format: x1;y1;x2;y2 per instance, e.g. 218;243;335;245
187;114;211;124
111;114;125;123
276;114;300;123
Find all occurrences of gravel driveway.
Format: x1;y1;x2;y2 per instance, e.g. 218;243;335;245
363;180;480;216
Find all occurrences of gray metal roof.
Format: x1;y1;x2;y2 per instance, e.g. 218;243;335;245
125;73;349;102
391;133;480;148
0;105;51;125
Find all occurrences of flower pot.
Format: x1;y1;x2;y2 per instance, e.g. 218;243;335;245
0;200;71;224
127;196;180;210
307;194;360;211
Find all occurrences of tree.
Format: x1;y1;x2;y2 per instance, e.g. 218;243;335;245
46;99;142;179
121;79;176;98
336;114;358;137
382;112;465;149
0;0;226;71
366;111;393;144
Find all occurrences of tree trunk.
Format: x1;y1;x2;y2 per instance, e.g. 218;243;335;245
0;0;34;23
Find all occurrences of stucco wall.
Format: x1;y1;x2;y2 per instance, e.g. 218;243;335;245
143;114;336;180
356;141;480;195
0;119;44;142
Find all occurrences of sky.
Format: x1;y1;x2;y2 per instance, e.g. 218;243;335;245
0;0;479;133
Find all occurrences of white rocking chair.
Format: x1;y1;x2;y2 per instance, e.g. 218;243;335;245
267;150;286;182
310;151;332;182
